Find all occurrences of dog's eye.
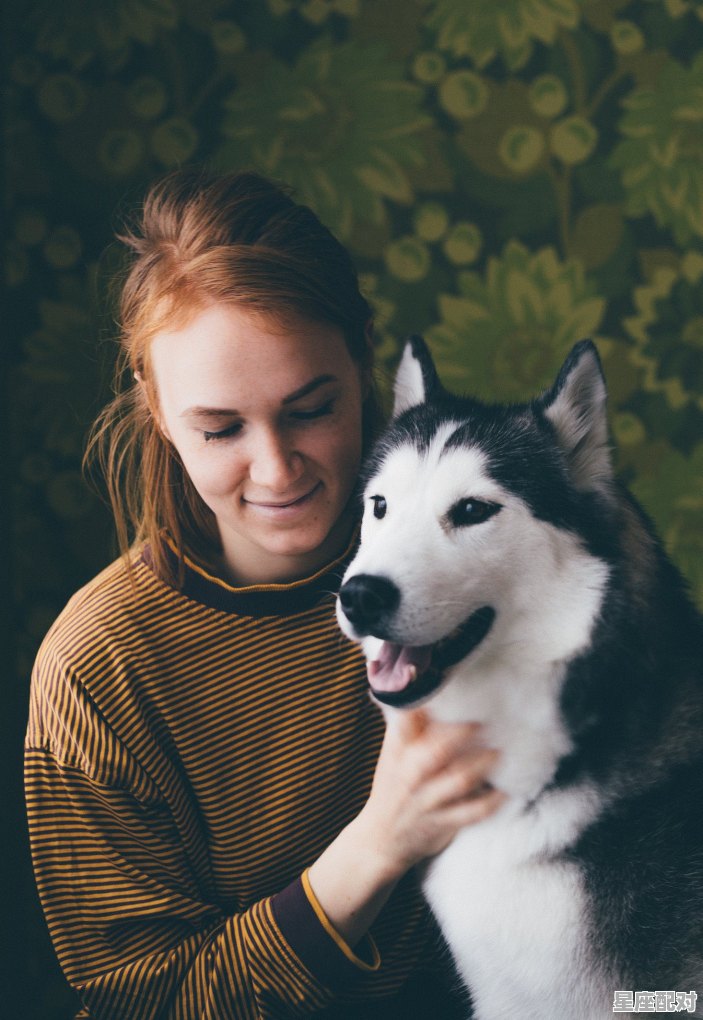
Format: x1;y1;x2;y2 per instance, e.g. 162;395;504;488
370;495;387;520
449;498;501;528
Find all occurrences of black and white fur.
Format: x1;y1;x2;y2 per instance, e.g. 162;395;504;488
337;336;703;1020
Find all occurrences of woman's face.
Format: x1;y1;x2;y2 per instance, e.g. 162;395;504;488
149;303;366;585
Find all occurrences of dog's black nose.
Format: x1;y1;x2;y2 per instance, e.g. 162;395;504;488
339;574;400;634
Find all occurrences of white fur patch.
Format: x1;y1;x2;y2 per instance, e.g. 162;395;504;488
423;788;614;1020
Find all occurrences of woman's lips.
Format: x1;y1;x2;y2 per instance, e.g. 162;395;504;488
243;483;321;516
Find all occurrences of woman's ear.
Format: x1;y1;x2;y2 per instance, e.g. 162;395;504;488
134;370;171;442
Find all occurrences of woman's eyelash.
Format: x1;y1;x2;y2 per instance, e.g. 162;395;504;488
291;399;335;421
202;401;335;441
203;423;242;442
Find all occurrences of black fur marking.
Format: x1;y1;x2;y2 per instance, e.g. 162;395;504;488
364;388;619;563
566;761;703;987
553;490;703;792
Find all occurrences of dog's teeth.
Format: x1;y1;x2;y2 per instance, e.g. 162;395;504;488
408;665;417;683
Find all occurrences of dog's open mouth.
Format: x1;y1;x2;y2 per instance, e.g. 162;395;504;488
368;606;495;707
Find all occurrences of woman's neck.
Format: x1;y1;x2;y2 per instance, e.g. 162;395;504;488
215;506;358;587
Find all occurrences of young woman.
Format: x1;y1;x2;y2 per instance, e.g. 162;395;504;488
25;168;504;1019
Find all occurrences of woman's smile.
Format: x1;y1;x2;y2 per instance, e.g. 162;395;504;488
243;482;323;516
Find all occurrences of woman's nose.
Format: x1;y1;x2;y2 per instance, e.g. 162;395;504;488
247;428;304;492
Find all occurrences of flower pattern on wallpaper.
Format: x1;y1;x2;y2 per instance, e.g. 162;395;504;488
625;252;703;410
425;241;605;398
219;38;430;238
611;53;703;244
9;0;703;699
425;0;581;70
27;0;180;65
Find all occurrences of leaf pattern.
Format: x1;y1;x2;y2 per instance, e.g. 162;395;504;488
426;241;606;397
426;0;581;69
218;38;430;237
611;54;703;244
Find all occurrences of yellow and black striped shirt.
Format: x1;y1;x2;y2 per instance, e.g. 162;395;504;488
25;537;466;1019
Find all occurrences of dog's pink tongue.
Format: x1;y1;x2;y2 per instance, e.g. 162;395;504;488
368;642;432;693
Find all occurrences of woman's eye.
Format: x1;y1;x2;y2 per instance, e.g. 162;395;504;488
291;399;335;422
203;423;242;442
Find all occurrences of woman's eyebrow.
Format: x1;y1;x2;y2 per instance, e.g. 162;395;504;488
282;374;337;405
181;407;239;420
181;375;338;419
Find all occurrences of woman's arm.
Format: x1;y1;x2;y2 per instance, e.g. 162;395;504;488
25;744;352;1020
27;706;501;1020
26;714;501;1020
308;709;504;948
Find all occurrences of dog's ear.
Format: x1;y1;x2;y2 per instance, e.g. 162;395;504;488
539;340;613;493
392;335;441;417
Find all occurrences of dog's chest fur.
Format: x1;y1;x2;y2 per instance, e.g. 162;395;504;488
421;793;615;1020
383;658;618;1019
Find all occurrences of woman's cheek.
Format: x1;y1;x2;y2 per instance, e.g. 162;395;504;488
333;419;364;480
179;444;242;502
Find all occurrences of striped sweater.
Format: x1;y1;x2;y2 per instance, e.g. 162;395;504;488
25;537;466;1019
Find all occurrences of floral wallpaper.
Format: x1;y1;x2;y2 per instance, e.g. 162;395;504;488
6;1;703;1015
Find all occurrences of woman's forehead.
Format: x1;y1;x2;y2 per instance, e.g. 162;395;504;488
148;302;355;411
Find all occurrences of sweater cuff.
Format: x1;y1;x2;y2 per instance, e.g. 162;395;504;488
271;870;381;991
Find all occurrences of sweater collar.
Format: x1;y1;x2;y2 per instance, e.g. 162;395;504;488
141;530;360;617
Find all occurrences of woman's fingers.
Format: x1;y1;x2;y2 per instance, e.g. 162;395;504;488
441;786;507;830
389;712;485;780
364;708;505;871
423;748;501;809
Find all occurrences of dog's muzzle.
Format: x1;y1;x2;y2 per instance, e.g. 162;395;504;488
339;573;495;708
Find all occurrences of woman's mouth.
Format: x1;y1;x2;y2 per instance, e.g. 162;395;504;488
243;483;322;516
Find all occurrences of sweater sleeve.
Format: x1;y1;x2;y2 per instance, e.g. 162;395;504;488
24;745;379;1020
24;636;381;1020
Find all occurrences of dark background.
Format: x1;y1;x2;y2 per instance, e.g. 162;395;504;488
5;1;703;1016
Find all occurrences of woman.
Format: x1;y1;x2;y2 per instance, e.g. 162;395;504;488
25;168;503;1019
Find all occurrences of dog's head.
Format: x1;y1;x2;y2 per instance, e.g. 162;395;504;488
336;336;614;709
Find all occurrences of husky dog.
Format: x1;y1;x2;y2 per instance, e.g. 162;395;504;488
336;337;703;1020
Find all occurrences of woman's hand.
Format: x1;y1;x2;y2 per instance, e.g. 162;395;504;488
357;709;505;881
307;709;504;949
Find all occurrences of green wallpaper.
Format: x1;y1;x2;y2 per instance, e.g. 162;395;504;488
6;1;703;1014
